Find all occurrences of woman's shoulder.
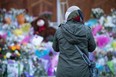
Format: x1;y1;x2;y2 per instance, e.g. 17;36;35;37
84;25;91;30
54;23;65;37
56;27;62;34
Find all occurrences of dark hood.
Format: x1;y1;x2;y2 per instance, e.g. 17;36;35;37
60;21;87;44
65;6;84;23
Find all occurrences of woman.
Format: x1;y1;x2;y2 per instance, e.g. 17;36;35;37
52;6;96;77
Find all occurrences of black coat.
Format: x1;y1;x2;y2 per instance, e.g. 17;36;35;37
52;21;96;77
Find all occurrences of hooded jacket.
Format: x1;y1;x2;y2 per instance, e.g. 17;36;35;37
53;6;96;77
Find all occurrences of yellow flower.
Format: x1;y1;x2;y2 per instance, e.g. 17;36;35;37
11;46;16;51
112;42;116;49
17;53;21;57
4;55;6;59
13;29;23;36
21;23;31;33
0;47;1;51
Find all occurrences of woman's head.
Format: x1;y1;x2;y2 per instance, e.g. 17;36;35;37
65;6;84;22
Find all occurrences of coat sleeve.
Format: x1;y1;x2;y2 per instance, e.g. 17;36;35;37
52;31;59;52
87;27;96;52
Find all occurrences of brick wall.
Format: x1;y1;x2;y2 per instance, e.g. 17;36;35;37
0;0;116;21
